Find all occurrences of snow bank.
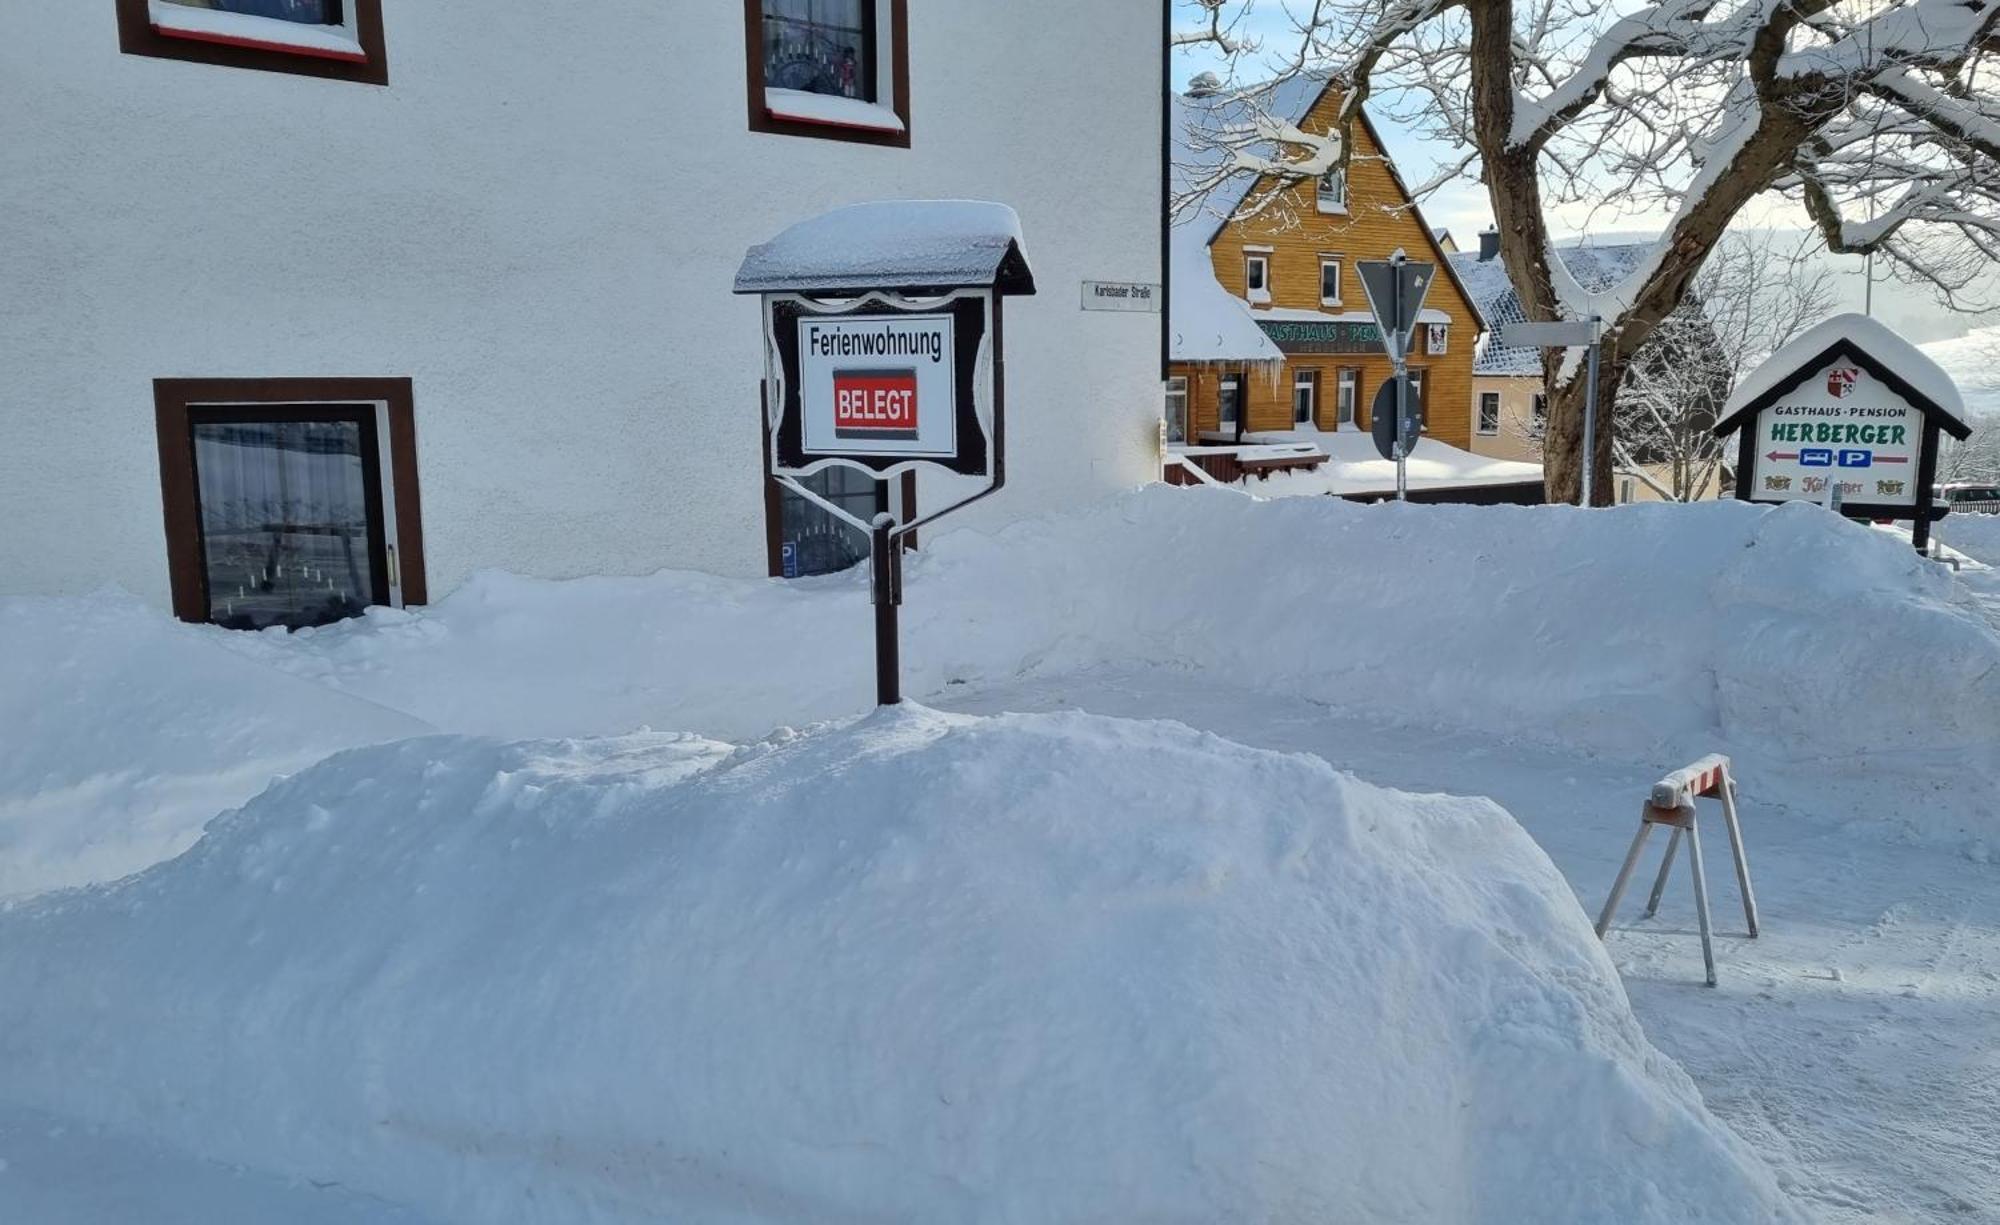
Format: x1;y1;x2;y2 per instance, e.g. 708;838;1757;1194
7;489;1999;889
0;709;1802;1224
0;593;431;897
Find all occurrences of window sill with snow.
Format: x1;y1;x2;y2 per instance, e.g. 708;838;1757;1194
118;0;386;85
147;1;366;62
762;88;907;137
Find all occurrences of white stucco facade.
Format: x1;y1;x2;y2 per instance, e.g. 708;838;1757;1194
0;2;1164;607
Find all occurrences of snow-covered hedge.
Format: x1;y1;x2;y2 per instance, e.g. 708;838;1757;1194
0;709;1803;1223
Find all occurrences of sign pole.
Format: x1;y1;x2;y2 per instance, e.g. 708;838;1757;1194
870;512;901;706
1581;318;1601;507
1392;252;1408;502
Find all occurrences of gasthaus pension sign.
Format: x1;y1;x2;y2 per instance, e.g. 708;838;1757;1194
1712;313;1972;553
1746;359;1922;507
765;290;995;479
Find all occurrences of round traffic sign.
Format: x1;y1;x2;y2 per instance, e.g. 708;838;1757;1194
1370;376;1424;461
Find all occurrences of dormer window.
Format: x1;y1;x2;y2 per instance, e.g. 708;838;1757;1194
117;0;387;84
1317;165;1349;214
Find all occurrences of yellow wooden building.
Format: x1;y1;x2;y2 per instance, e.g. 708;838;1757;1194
1169;79;1483;450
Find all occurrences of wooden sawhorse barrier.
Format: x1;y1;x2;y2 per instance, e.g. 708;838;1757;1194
1594;754;1760;987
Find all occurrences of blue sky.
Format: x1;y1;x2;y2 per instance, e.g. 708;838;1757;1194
1165;2;1985;340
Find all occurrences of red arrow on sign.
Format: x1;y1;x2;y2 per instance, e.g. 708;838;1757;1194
1875;455;1910;464
1766;451;1798;461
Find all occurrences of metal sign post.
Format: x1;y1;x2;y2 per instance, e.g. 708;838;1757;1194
736;201;1036;707
1357;250;1437;500
1496;318;1605;506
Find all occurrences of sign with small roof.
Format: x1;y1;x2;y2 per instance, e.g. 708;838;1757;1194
734;200;1037;706
1712;313;1971;552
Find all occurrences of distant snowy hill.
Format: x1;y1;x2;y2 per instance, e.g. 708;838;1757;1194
1921;326;2000;419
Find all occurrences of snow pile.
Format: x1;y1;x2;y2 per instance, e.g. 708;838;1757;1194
0;593;431;897
0;708;1803;1224
6;488;1998;890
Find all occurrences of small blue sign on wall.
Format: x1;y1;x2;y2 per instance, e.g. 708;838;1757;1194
781;541;799;579
1799;448;1835;467
1837;449;1873;468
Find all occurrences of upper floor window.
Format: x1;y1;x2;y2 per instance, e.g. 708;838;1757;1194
1319;257;1342;305
117;0;388;84
1427;322;1449;355
1317;165;1349;214
1244;252;1271;304
748;0;911;147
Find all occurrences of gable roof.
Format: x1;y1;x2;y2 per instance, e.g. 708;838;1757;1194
1447;242;1661;377
1712;312;1970;438
1172;76;1484;336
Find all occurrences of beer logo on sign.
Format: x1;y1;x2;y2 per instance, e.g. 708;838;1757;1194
1826;366;1861;398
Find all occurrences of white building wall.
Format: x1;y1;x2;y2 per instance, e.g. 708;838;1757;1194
0;2;1163;605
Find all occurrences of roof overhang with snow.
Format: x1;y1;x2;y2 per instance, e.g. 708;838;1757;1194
734;200;1037;298
1713;313;1970;440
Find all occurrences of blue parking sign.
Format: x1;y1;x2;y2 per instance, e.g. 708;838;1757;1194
1799;448;1834;467
1837;449;1873;468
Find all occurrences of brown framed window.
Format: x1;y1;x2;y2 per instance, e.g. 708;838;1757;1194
154;377;425;628
117;0;388;86
746;0;910;147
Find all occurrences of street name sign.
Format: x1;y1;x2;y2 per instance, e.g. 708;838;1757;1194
1080;280;1161;313
1497;320;1599;349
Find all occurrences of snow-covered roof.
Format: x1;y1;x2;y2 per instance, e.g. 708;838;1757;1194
1718;312;1968;433
734;200;1035;296
1169;90;1285;365
1448;242;1656;378
1170;215;1283;365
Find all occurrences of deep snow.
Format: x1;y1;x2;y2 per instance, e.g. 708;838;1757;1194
0;708;1804;1223
9;488;1991;894
4;486;1998;1221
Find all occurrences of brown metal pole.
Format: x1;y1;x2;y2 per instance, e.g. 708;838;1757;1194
871;514;900;706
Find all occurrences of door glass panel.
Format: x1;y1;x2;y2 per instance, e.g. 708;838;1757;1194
779;466;885;578
192;418;380;629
